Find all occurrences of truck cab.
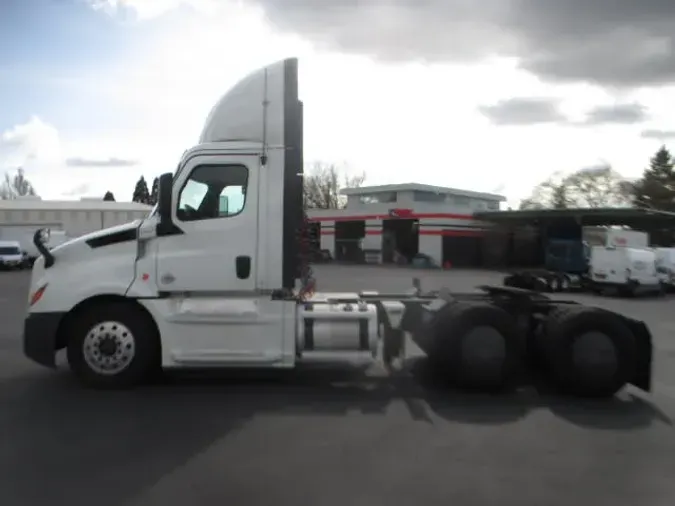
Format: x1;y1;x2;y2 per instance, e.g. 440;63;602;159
23;58;310;387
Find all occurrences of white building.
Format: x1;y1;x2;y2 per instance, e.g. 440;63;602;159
0;197;153;239
307;183;506;267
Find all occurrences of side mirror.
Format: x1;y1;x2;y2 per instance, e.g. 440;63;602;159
32;228;55;268
38;228;50;244
156;172;178;236
157;172;173;222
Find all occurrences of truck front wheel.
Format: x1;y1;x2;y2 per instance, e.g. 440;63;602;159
66;301;161;389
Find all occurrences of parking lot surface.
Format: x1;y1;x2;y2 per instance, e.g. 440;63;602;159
1;266;674;506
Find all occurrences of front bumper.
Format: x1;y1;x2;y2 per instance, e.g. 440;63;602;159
23;312;66;367
0;261;22;269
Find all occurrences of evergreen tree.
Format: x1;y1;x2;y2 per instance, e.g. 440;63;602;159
632;145;675;211
149;177;159;205
132;176;150;204
103;191;115;201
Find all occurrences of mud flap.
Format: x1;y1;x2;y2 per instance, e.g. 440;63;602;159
623;317;653;392
542;306;638;397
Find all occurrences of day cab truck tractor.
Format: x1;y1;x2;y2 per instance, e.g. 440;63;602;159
504;238;592;293
22;58;653;398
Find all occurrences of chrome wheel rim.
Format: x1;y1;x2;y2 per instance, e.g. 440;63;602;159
82;321;136;375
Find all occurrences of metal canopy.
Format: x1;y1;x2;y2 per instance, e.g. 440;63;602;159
474;208;675;228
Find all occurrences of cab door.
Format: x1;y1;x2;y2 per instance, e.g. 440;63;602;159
152;152;286;366
155;153;258;293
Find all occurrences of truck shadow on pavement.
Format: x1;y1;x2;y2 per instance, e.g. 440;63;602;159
0;359;671;506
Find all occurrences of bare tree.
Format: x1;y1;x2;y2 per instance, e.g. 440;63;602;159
303;162;366;209
564;165;631;207
0;168;38;199
520;165;630;209
519;172;569;209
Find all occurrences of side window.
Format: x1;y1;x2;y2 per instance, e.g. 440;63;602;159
177;164;248;222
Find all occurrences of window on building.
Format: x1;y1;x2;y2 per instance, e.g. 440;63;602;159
177;164;248;221
413;191;447;203
358;192;397;204
487;201;500;210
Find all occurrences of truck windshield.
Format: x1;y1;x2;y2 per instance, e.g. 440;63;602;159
0;247;21;255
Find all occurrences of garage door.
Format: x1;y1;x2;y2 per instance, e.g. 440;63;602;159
442;235;483;267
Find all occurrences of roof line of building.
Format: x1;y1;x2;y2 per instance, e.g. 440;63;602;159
340;183;506;201
474;207;675;225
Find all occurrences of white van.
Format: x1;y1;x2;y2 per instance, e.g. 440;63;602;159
605;229;649;248
654;247;675;288
0;240;25;270
589;246;662;296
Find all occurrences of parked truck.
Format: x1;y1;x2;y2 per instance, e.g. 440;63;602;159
22;58;653;398
503;238;591;292
504;229;653;294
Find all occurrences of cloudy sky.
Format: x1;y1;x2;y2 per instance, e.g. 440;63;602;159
1;0;675;205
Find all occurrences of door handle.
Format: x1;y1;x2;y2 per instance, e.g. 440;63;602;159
236;256;251;279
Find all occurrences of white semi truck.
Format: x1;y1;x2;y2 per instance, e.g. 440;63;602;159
23;58;653;398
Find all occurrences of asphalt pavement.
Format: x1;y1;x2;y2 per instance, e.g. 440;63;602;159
1;266;674;506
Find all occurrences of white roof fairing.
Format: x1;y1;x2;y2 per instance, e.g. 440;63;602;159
198;59;289;147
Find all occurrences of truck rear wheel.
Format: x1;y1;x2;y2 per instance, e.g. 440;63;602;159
425;301;520;392
541;306;636;398
66;301;160;389
555;274;571;292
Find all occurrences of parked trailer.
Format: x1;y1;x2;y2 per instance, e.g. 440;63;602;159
22;58;653;398
503;269;589;293
503;238;591;293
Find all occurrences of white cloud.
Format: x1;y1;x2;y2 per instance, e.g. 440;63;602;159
0;118;150;200
0;117;62;168
86;0;219;19
19;0;675;206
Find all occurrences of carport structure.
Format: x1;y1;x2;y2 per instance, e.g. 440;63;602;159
474;207;675;268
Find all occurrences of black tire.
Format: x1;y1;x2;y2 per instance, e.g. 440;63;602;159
424;301;520;392
66;301;161;389
552;275;563;293
540;306;636;398
559;274;571;292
